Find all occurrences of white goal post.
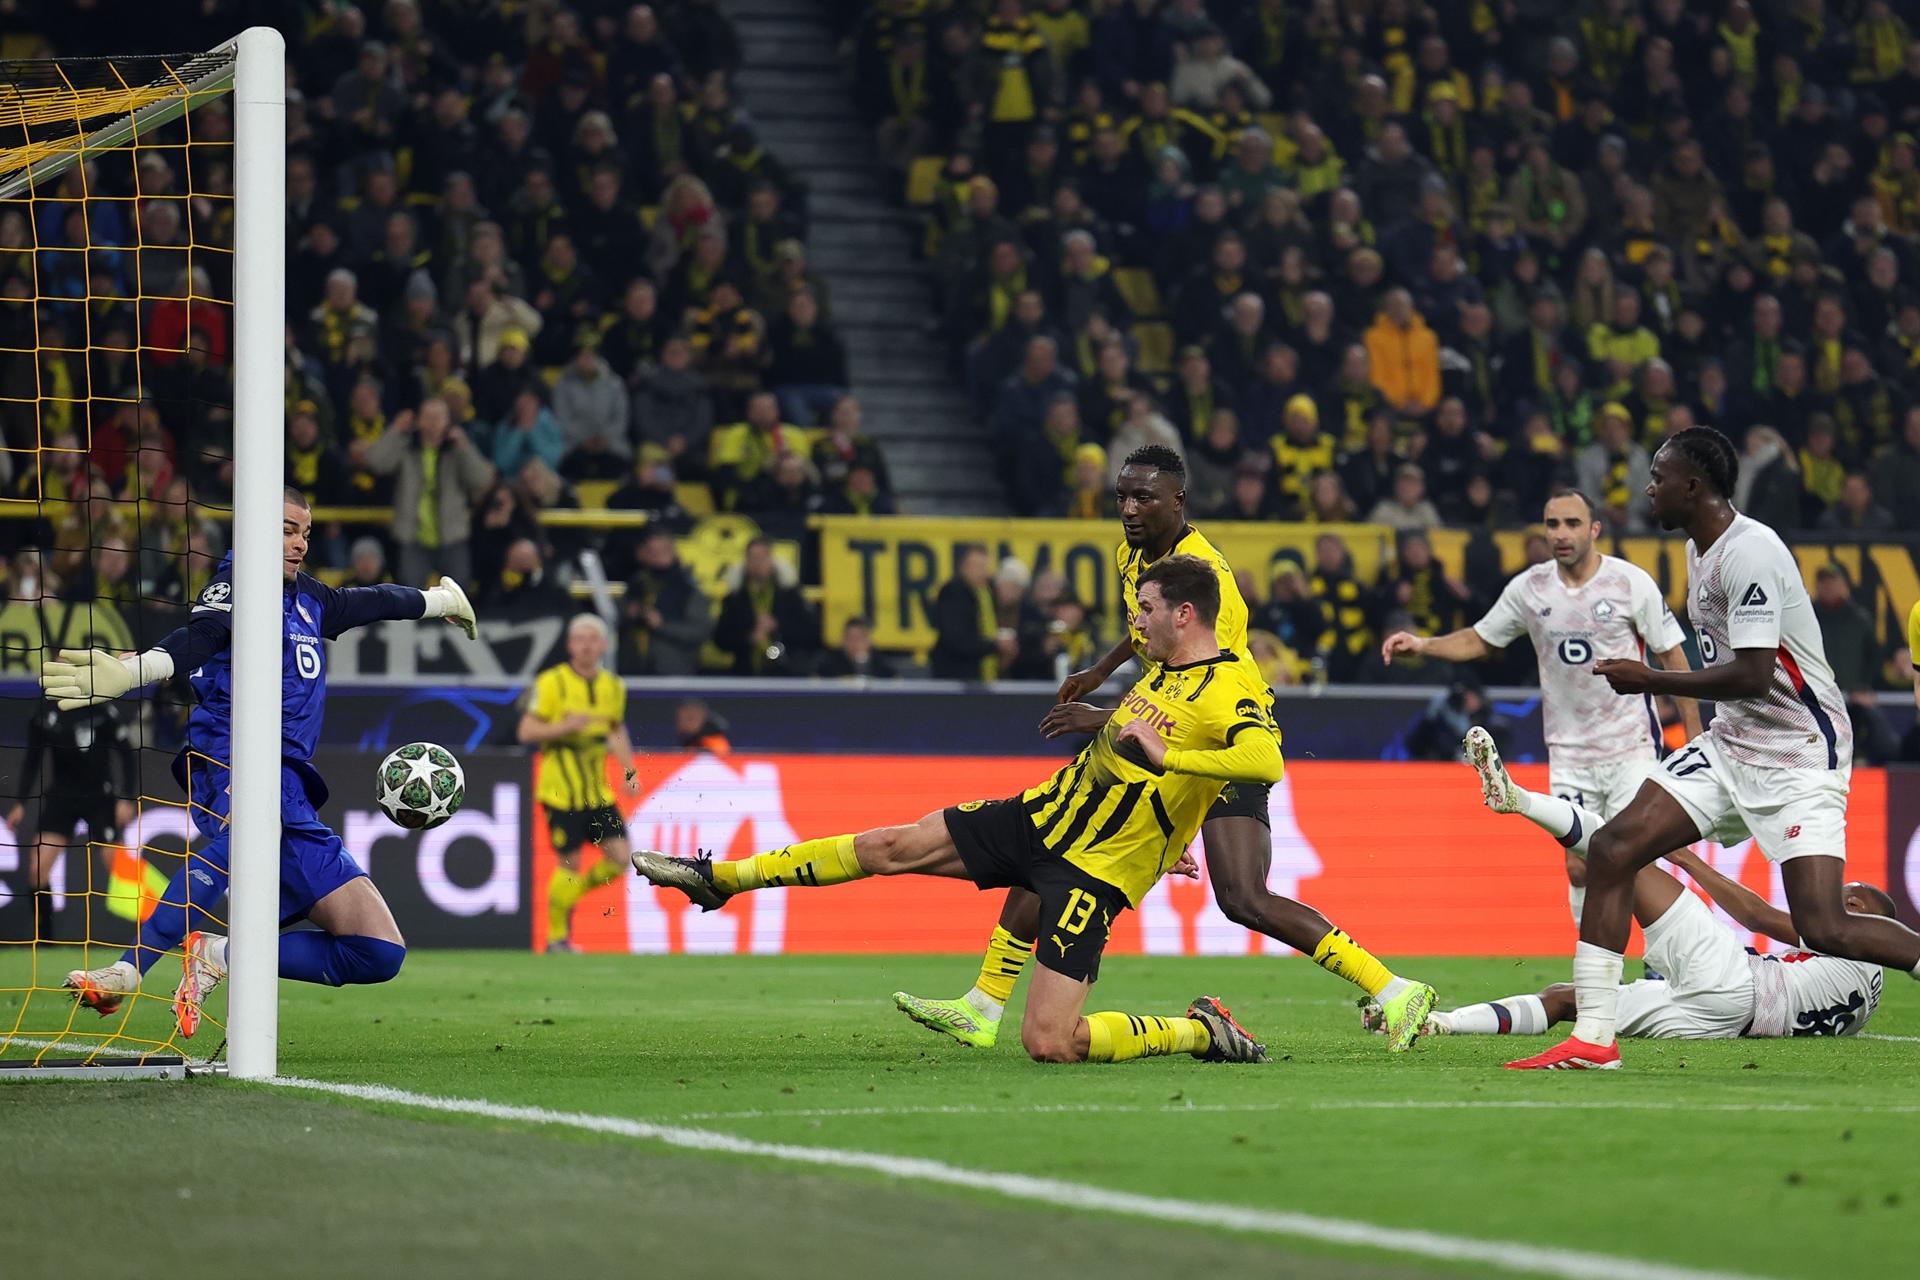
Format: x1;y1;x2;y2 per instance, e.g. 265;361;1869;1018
227;24;288;1082
0;26;285;1079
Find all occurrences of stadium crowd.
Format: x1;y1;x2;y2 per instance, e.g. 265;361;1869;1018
0;0;1914;714
0;0;892;673
844;0;1920;703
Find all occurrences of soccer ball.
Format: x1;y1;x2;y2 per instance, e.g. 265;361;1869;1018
376;742;466;831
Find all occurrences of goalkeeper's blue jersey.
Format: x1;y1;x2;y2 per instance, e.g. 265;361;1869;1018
159;554;424;803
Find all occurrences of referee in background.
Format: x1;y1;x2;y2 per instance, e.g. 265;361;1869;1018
7;697;137;942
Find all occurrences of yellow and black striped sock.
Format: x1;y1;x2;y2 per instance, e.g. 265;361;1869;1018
972;926;1035;1007
547;867;587;943
1085;1012;1211;1062
1310;927;1398;998
712;834;866;893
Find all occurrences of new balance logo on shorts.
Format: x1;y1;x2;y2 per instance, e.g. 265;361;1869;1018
1738;584;1768;607
1784;825;1801;839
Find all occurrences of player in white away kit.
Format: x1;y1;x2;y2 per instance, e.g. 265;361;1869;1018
1381;489;1701;913
1500;427;1920;1070
1398;751;1890;1040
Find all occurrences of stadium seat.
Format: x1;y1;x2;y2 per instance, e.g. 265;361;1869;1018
1113;268;1163;320
1131;322;1175;375
905;154;945;206
575;479;619;509
675;481;716;517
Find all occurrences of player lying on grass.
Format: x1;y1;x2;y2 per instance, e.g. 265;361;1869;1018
46;490;476;1035
519;614;641;954
1489;429;1920;1070
1363;728;1887;1041
635;554;1280;1065
896;446;1435;1054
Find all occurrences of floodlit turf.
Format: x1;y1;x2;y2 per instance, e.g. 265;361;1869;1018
4;951;1917;1279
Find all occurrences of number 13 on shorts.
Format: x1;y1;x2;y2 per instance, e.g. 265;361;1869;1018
1057;888;1098;934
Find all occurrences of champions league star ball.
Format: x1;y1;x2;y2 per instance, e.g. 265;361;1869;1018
376;742;466;831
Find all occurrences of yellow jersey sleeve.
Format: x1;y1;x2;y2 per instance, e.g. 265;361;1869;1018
1161;659;1282;781
1908;601;1919;662
530;668;562;723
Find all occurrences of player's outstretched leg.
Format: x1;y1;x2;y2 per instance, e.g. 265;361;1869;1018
631;833;867;909
1421;991;1559;1036
1023;964;1268;1065
67;842;231;1015
1465;727;1607;855
633;817;970;909
1203;812;1436;1053
894;889;1041;1050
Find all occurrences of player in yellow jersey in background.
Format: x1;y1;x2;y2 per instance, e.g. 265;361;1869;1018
896;445;1438;1051
519;614;640;953
634;555;1279;1065
1909;600;1919;709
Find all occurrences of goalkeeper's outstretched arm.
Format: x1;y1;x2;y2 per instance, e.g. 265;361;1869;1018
39;576;479;709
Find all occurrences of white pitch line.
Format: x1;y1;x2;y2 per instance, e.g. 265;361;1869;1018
2;1034;205;1063
1310;1099;1920;1115
271;1075;1767;1280
1860;1033;1920;1043
673;1100;1297;1122
665;1096;1920;1123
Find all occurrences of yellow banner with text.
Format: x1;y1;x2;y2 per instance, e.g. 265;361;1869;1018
815;517;1396;651
816;516;1920;659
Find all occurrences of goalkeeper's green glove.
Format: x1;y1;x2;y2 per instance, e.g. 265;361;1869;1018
40;648;172;710
422;576;478;640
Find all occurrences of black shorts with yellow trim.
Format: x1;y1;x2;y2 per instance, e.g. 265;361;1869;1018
1204;780;1272;827
942;795;1132;983
544;804;626;855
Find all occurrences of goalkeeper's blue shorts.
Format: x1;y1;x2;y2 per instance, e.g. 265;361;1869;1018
186;761;368;924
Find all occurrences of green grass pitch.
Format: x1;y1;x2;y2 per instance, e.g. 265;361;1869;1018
4;951;1917;1279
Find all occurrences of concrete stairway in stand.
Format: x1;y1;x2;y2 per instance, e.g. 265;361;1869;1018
727;0;1008;516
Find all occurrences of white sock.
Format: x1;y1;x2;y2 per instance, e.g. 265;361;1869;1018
1570;941;1625;1046
1378;976;1413;1003
1568;884;1587;924
208;934;230;973
1514;789;1603;856
1910;958;1920;982
963;987;1005;1021
1432;993;1549;1035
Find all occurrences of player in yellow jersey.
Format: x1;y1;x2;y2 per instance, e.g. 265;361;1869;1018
1909;600;1919;709
895;445;1438;1051
634;555;1278;1064
518;615;640;953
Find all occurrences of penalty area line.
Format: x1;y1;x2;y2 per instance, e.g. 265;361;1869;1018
271;1074;1766;1280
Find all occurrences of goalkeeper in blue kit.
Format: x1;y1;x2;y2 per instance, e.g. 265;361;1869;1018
46;490;477;1036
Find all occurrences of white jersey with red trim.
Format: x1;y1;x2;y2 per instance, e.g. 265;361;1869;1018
1472;556;1686;767
1686;514;1851;771
1745;948;1884;1037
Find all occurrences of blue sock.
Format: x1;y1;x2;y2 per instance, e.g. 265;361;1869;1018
278;933;407;987
123;855;229;975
